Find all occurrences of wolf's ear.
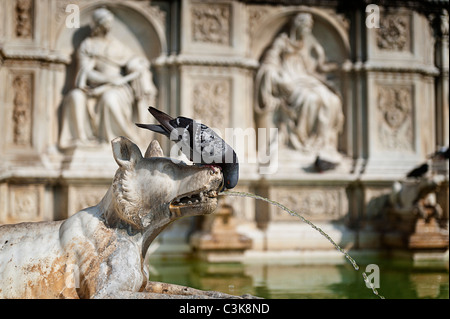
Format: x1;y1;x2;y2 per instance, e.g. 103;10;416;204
144;140;164;158
111;136;143;168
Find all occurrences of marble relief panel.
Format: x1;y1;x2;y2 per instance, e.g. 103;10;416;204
269;186;348;222
376;13;411;52
191;2;231;45
11;73;33;147
192;78;231;133
376;85;414;152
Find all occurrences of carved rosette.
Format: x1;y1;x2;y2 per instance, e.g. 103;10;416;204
192;78;231;133
376;14;410;51
377;86;414;151
12;73;33;146
191;2;230;45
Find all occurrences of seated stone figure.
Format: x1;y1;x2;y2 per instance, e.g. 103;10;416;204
255;13;344;156
0;137;255;298
59;7;157;149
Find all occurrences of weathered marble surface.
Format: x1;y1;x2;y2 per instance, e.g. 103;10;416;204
0;1;448;258
0;138;255;298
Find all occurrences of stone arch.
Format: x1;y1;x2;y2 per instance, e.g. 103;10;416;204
55;2;167;94
55;1;166;59
250;6;350;63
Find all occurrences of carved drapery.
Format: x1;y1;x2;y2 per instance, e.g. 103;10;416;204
254;12;344;155
58;7;158;149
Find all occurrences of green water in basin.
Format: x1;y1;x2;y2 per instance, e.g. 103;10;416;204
148;256;448;299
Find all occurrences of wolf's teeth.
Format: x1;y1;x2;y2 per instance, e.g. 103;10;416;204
206;190;217;197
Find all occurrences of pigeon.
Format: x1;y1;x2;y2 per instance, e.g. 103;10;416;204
428;146;449;160
313;156;338;173
406;163;429;178
136;107;239;190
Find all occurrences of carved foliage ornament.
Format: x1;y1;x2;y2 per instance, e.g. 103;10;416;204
377;86;413;151
193;79;230;132
15;0;33;38
376;14;409;51
191;3;230;45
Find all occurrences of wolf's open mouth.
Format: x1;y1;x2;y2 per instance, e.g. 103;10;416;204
170;189;218;207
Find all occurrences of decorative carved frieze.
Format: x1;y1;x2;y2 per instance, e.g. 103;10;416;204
192;78;231;132
377;85;414;151
15;0;33;39
191;2;230;45
12;73;33;146
270;187;347;221
376;14;410;51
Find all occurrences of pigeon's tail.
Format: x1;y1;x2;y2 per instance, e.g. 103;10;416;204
148;107;175;132
135;123;170;137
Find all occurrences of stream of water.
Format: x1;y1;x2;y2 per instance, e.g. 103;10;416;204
219;190;385;299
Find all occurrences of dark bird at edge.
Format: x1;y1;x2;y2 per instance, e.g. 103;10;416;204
406;163;429;178
136;106;239;190
314;156;339;173
428;146;449;160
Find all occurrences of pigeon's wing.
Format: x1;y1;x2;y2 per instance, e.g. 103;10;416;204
195;124;229;164
406;163;428;177
321;160;337;171
148;107;176;133
172;118;228;164
165;116;196;161
314;156;338;172
437;146;450;159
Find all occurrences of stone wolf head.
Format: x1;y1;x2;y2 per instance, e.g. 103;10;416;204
107;137;224;231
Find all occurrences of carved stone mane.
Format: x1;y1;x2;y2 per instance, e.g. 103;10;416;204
112;168;143;229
